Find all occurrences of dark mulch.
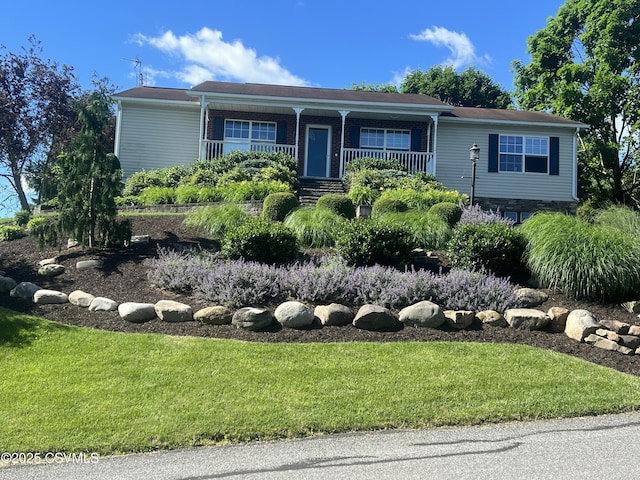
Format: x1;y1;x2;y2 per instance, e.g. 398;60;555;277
2;214;640;376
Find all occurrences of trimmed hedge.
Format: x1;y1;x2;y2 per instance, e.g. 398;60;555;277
316;194;356;219
262;192;299;222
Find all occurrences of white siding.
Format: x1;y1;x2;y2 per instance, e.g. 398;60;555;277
435;120;577;202
117;102;201;178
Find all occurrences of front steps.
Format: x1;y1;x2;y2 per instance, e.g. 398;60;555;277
297;178;347;205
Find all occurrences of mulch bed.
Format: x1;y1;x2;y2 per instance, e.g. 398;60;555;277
2;214;640;376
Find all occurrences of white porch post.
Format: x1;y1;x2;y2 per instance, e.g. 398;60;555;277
293;107;304;160
339;110;350;178
429;114;439;176
198;95;206;159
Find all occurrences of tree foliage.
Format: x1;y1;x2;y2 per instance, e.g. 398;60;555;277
350;81;399;93
0;36;79;212
401;66;513;108
513;0;640;206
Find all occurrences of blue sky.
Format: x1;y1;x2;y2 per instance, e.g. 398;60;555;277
3;0;566;93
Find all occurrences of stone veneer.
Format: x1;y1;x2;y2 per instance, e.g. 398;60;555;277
475;197;577;216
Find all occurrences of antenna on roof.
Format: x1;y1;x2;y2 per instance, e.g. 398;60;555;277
122;56;144;87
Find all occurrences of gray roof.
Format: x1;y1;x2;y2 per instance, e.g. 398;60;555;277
445;106;587;127
114;87;197;103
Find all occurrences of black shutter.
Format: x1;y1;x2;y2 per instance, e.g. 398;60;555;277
549;136;559;175
349;126;360;148
276;121;287;144
410;128;422;151
488;134;499;172
212;116;224;140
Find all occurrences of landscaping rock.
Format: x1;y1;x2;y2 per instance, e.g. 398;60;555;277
504;308;550;330
76;259;104;271
476;310;508;327
155;300;193;322
38;257;58;267
37;263;65;277
274;301;314;329
353;305;397;331
595;328;621;343
618;335;640;350
10;282;42;300
118;302;157;323
88;297;118;312
599;319;630;335
232;307;274;331
565;309;600;342
593;337;621;352
194;306;233;325
68;290;95;307
444;310;475;329
398;301;445;328
629;325;640;336
547;306;570;333
0;276;17;293
130;235;150;244
33;289;68;304
621;301;640;314
67;239;80;249
314;303;354;326
515;288;548;307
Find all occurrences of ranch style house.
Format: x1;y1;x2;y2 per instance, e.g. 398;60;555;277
113;81;588;222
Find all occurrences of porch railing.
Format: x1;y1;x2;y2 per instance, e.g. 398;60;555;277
201;140;296;160
342;148;435;175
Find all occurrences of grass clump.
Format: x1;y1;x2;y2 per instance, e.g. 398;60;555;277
521;212;640;300
183;203;250;240
283;206;347;248
376;210;452;250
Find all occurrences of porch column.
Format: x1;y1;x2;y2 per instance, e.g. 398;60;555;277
198;95;206;160
429;114;439;176
339;110;350;178
293;107;304;160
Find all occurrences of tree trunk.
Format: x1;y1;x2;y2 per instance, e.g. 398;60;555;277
11;164;31;213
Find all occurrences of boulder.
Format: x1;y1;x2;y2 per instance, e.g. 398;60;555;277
88;297;118;312
194;306;233;325
565;309;600;342
118;302;157;323
67;239;80;249
314;303;354;326
515;288;549;307
398;301;446;328
0;276;17;293
155;300;193;322
629;325;640;336
504;308;550;330
476;310;508;328
353;305;397;331
76;259;104;271
547;306;570;333
274;301;314;329
595;328;621;343
130;235;150;245
444;310;475;330
232;307;273;331
38;257;58;267
10;282;42;300
33;289;68;304
37;263;65;277
69;290;95;307
618;335;640;350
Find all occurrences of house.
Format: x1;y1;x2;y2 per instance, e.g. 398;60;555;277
113;81;587;221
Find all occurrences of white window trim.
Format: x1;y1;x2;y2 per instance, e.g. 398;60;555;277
361;128;410;151
224;119;277;144
498;135;550;174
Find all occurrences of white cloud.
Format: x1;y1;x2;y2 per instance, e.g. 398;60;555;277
410;26;491;69
133;27;309;87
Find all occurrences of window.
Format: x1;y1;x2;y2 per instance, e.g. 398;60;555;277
361;128;410;151
224;120;276;153
499;135;549;173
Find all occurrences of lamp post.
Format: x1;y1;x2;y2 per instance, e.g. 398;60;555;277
469;144;480;205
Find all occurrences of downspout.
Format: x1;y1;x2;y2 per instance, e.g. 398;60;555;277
198;95;206;160
572;128;580;202
429;114;439;176
294;107;304;162
114;99;122;158
339;110;350;178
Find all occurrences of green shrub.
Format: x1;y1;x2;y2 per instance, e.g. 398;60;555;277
197;186;224;203
335;218;413;267
14;210;31;227
222;180;291;202
347;184;378;206
284;206;347;248
27;215;58;247
446;222;527;277
184;203;250;240
123;166;190;196
379;188;467;211
521;212;640;300
371;197;409;217
428;202;463;227
0;225;23;241
115;195;142;207
377;211;452;250
592;204;640;235
262;192;299;221
316;194;356;219
139;187;177;205
222;217;299;264
345;157;406;173
175;185;201;204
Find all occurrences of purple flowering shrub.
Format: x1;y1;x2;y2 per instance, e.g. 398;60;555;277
459;204;514;226
147;248;519;311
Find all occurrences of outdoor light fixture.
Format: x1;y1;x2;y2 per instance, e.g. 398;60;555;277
469;144;480;205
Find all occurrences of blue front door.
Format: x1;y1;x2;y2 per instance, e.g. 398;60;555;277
306;126;330;177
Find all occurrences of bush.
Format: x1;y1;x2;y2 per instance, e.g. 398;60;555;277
14;210;31;227
123;166;190;196
115;195;142;207
222;217;299;264
197;186;224;203
316;194;356;219
345;157;406;173
175;185;201;204
371;197;408;217
0;225;23;241
379;188;466;211
459;204;514;225
27;215;58;247
376;211;452;250
347;184;378;206
446;222;527;278
521;212;640;300
184;203;250;240
335;218;413;267
428;202;463;227
221;180;291;202
592;204;640;235
262;192;299;221
139;187;176;205
284;206;347;248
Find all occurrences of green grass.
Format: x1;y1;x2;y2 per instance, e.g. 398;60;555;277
2;307;640;455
